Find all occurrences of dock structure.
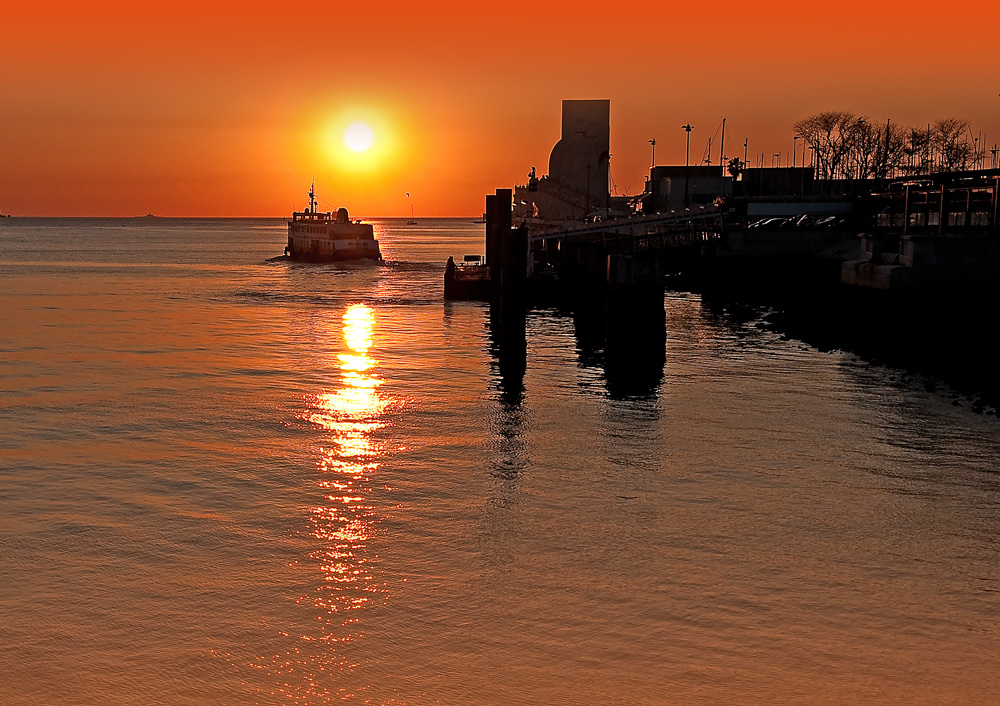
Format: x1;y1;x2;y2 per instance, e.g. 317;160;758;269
524;202;724;297
445;187;725;304
446;99;1000;401
525;206;724;260
447;98;727;304
842;174;1000;291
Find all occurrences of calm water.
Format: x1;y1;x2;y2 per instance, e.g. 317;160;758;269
1;218;998;705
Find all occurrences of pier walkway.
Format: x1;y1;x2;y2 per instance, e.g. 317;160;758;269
526;208;725;255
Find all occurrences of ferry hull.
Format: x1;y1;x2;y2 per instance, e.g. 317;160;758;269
286;247;382;263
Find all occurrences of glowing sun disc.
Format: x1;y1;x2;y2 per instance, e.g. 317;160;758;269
344;122;375;153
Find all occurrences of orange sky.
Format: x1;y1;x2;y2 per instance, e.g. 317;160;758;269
2;1;997;216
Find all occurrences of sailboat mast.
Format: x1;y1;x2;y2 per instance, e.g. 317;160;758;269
719;118;726;168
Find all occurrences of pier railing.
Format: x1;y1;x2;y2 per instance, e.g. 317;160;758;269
527;208;725;254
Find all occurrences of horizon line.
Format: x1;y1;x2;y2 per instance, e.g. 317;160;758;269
0;214;485;220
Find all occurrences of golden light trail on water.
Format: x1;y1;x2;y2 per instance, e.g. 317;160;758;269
255;304;393;703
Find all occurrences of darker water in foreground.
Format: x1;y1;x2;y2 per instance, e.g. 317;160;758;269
1;218;998;705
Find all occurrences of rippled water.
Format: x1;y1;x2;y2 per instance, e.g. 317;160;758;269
1;218;998;705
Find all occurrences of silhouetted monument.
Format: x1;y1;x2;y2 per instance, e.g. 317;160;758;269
513;99;610;221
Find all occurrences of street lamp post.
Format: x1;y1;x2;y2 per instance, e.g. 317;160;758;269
682;123;694;207
793;135;800;168
649;139;656;169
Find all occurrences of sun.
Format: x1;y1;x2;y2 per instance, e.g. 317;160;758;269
318;110;396;173
344;121;375;153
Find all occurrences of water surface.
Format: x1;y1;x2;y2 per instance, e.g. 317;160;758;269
1;218;998;705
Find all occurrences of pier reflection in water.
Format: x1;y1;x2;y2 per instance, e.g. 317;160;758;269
487;296;667;403
487;305;526;406
572;298;666;399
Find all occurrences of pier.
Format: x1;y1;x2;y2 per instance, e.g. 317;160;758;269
465;190;726;302
446;99;1000;403
448;100;726;306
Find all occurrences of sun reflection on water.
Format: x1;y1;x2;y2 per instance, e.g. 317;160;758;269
308;305;388;620
261;303;395;702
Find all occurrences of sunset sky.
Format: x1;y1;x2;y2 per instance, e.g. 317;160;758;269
2;1;997;217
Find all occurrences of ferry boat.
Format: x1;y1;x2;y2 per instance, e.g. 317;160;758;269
284;183;382;262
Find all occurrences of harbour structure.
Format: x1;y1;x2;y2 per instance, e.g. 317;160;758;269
451;99;1000;402
842;171;1000;291
452;99;1000;305
643;165;732;212
285;183;382;262
448;100;726;303
444;190;727;303
771;169;1000;406
451;99;881;305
